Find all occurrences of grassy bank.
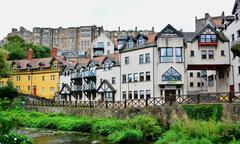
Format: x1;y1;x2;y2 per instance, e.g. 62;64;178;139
0;109;164;143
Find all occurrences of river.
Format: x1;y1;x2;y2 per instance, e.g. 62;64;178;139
15;127;113;144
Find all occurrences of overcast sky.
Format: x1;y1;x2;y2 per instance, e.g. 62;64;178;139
0;0;236;39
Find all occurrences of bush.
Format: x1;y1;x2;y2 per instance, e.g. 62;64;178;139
108;129;143;143
155;130;186;144
128;115;164;140
0;131;33;144
0;81;18;100
183;104;223;121
92;119;126;136
0;112;14;135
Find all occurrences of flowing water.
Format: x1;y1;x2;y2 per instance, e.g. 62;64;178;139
15;128;113;144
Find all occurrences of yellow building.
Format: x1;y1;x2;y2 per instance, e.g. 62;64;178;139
6;48;65;99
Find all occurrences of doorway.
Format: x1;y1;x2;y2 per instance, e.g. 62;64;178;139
165;90;176;102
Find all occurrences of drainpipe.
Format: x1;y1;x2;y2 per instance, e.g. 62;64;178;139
153;45;155;98
120;53;122;101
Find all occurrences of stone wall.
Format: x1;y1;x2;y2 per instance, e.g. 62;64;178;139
25;103;187;126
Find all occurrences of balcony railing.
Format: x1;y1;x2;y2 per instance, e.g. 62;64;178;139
71;70;96;79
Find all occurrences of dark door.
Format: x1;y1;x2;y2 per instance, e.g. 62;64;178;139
33;86;37;96
165;90;176;102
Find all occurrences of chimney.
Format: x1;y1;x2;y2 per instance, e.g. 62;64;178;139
135;27;137;32
151;26;155;32
118;26;120;32
27;48;33;60
205;13;210;19
51;47;58;57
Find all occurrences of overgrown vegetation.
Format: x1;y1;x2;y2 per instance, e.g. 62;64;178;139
0;81;19;101
183;104;223;121
231;43;240;57
155;119;240;144
0;109;164;143
1;35;50;60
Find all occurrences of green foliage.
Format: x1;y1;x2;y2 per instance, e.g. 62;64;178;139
108;129;143;143
0;49;10;78
0;112;14;135
183;104;223;121
128;115;164;140
0;81;18;100
231;44;240;57
0;131;33;144
1;35;50;60
92;119;126;136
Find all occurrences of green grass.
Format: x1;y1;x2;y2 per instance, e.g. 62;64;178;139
0;109;164;143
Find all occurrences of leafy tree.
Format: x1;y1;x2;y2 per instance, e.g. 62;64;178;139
0;81;18;100
231;44;240;57
1;35;51;60
0;49;10;78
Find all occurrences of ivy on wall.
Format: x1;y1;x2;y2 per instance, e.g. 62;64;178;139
183;104;223;121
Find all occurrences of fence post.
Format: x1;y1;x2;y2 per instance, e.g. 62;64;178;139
145;98;148;107
75;101;77;107
63;101;64;107
41;101;43;106
153;97;156;106
197;94;200;104
90;100;92;108
229;92;233;103
51;101;54;107
124;100;127;108
106;101;108;109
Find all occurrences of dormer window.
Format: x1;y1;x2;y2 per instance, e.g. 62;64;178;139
138;37;145;46
127;41;133;48
200;34;217;43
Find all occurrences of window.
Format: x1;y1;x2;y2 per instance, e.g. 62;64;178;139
123;91;126;99
199;34;217;43
197;72;201;78
221;50;225;56
127;41;133;48
133;73;138;82
128;74;132;82
238;30;240;38
28;75;31;81
146;90;151;99
145;53;150;63
190;82;194;87
190;50;194;57
160;48;173;63
125;57;129;64
28;85;30;91
128;91;132;99
139;72;144;81
42;87;44;93
219;72;225;79
42;76;45;81
201;50;207;59
208;50;214;59
107;50;110;54
232;34;235;42
138;37;145;45
190;72;193;77
146;72;151;81
50;75;55;81
197;82;201;87
107;42;110;46
162;67;182;81
16;76;21;81
134;91;138;99
175;48;182;62
50;87;55;92
97;42;104;47
122;74;126;83
139;54;144;64
140;90;144;99
112;77;116;84
238;66;240;74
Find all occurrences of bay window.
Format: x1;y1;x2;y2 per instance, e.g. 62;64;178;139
175;48;182;62
160;48;173;63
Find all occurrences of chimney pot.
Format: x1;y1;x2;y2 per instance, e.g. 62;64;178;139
27;48;33;60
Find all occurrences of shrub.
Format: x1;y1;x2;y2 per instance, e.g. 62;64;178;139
183;104;223;121
92;119;126;136
128;115;164;140
0;81;18;100
155;130;186;144
0;131;33;144
108;129;143;143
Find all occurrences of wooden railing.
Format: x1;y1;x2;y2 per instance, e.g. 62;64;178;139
25;92;240;109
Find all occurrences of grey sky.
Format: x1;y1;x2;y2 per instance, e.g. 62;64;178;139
0;0;235;39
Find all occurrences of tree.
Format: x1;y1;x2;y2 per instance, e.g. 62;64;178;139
0;81;18;100
1;35;51;60
231;44;240;57
0;49;10;78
